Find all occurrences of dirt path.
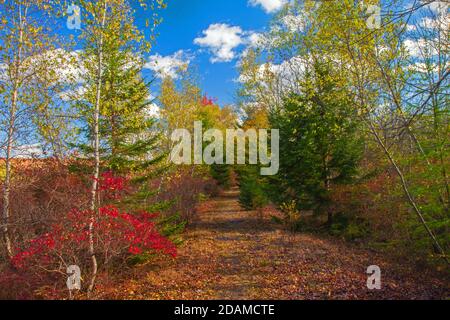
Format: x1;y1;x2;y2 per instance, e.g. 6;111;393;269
109;188;448;300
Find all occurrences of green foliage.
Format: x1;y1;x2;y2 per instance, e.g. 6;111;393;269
328;213;370;241
237;164;268;210
99;55;165;182
210;164;231;189
269;62;363;219
158;212;186;245
71;4;168;211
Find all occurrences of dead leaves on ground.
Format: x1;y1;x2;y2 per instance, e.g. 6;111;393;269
104;190;449;300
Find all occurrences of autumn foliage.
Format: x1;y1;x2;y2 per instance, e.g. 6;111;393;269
1;171;176;298
19;172;174;262
201;95;217;106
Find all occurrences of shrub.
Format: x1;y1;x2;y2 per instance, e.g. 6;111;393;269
3;171;176;299
280;200;302;232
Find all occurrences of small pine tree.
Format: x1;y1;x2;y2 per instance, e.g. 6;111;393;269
99;48;164;180
210;163;231;189
72;24;181;240
237;164;268;212
269;62;363;226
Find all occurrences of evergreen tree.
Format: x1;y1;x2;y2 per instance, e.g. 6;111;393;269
101;50;159;173
237;164;268;211
71;1;165;212
100;47;169;213
269;62;363;225
235;106;270;213
211;163;231;189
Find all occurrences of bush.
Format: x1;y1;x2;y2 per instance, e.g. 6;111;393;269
152;168;219;224
2;171;176;299
330;165;449;266
279;201;300;232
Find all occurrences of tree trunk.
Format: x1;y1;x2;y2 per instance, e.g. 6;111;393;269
2;95;16;259
87;1;107;296
327;211;333;227
326;180;333;227
2;8;24;260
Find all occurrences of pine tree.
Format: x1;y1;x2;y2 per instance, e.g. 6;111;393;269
211;163;231;189
269;61;363;225
70;0;166;293
101;50;162;172
71;0;165;206
237;164;268;211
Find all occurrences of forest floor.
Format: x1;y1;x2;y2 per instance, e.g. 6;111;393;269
103;188;449;300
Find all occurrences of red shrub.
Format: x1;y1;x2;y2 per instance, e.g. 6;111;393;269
4;171;176;298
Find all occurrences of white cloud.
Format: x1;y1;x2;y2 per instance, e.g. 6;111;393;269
194;24;244;63
425;1;449;15
408;62;436;73
0;63;7;81
13;143;45;158
247;32;262;48
236;55;308;111
32;49;85;84
144;50;191;79
406;24;417;31
404;39;423;57
249;0;287;13
59;85;87;102
238;55;306;89
241;32;264;58
145;103;161;119
54;49;85;84
0;49;85;85
403;38;437;57
419;17;436;29
282;14;306;32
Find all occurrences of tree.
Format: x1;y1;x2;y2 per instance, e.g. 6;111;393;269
72;0;166;294
159;74;202;156
0;0;64;259
159;73;236;184
235;104;270;213
307;0;448;261
270;62;363;225
97;18;163;181
238;0;449;262
199;96;235;189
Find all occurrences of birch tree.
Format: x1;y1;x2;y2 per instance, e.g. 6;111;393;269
72;0;166;295
0;0;64;259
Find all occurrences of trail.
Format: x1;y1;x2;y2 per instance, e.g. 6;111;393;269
108;187;448;300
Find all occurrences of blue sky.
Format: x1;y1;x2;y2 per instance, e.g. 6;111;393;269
58;0;443;107
135;0;279;105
